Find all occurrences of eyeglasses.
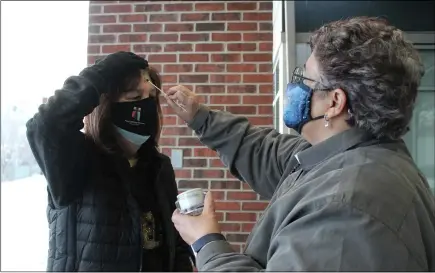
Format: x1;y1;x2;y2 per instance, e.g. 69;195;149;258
290;67;330;91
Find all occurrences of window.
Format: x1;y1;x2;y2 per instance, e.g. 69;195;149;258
403;46;435;194
1;2;89;270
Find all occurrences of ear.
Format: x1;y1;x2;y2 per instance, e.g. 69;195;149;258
325;88;347;118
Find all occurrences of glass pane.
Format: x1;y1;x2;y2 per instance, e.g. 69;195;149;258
419;49;435;88
404;91;435;194
403;48;435;195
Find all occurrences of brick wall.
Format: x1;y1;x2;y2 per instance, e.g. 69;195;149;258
87;0;273;252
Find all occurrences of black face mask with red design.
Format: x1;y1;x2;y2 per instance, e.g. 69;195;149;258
111;98;158;146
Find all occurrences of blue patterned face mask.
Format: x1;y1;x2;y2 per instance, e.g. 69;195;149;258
283;82;324;134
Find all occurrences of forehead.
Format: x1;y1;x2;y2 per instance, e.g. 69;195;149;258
304;53;320;78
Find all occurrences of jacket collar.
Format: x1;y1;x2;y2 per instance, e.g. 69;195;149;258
295;128;374;171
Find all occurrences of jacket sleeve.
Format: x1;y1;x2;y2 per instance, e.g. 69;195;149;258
187;106;307;199
26;75;101;208
196;201;417;271
163;156;194;271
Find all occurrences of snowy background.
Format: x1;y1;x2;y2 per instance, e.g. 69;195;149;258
1;175;48;271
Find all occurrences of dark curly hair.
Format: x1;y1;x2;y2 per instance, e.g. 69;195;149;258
309;16;425;140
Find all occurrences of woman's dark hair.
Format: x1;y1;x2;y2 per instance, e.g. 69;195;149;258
309;16;425;140
83;66;163;154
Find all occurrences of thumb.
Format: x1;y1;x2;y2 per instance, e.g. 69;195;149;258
202;191;215;215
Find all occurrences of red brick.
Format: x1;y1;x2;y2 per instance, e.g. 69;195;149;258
226;212;257;222
164;44;193;52
134;4;161;12
260;22;273;31
89;15;116;24
103;4;131;13
183;159;207;168
212;33;241;42
164;64;193;73
212;53;241;62
174;170;192;179
242;202;268;211
196;64;225;73
259;42;273;51
195;85;226;94
243;33;273;41
133;24;162;32
195;43;224;52
195;3;225;11
150;14;178;22
259;105;273;115
194;148;218;157
159;137;177;146
259;84;273;94
164;3;193;12
119;34;147;43
259;2;273;10
215;201;241;211
227;64;256;73
210;159;224;168
247;116;273;126
133;44;162;53
227;2;257;10
119;14;147;23
243;12;272;21
259;63;272;72
180;33;209;42
178;180;209;189
228;43;256;52
242;223;255;232
161;127;191;136
243;95;273;104
212;13;241;21
220;223;241;232
243;53;272;62
210;95;241;104
227;85;257;93
103;24;131;33
210;75;241;83
227;22;258;31
181;13;210;21
147;54;177;63
87;45;100;54
179;54;209;62
179;137;203;146
150;34;178;42
179;74;209;83
210;180;241;190
243;74;273;83
102;44;131;53
194;170;225;179
196;23;225;31
165;23;194;32
227;192;258;200
226;106;257;115
89;35;116;44
161;74;178;83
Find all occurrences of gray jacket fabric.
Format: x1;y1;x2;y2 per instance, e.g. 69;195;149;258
189;106;435;271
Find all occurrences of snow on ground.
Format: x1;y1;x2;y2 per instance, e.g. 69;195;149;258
1;175;48;271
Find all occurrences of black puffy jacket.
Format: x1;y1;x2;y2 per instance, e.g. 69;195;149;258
26;75;193;271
